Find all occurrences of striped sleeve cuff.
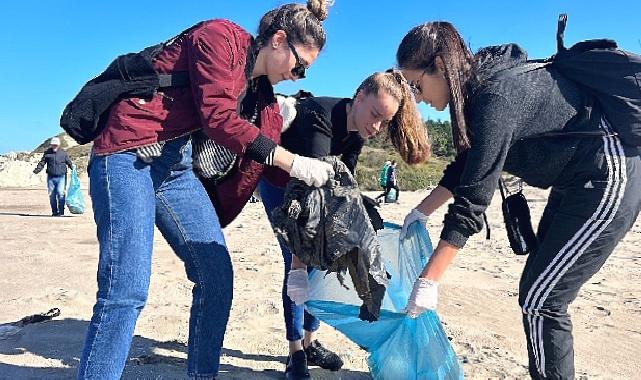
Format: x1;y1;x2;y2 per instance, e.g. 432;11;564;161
245;134;277;164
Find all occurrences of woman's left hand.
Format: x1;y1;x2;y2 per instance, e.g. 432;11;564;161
400;208;429;239
286;268;310;305
405;278;439;318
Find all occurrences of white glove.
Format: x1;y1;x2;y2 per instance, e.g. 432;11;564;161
287;268;309;305
289;155;335;187
405;278;439;318
400;208;429;239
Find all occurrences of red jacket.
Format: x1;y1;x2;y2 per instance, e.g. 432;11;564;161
94;19;276;156
93;19;283;225
204;78;283;227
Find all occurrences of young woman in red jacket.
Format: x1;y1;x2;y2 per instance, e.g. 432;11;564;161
78;2;334;379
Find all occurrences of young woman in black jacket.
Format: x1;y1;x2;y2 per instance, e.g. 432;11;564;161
260;70;430;379
396;21;641;379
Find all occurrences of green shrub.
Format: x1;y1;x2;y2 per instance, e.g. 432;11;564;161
355;146;449;191
355;118;454;191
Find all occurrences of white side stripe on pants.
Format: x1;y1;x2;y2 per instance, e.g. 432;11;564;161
521;120;627;376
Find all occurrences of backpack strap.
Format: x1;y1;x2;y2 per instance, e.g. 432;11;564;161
158;72;190;88
152;22;208;89
482;212;491;240
498;177;511;201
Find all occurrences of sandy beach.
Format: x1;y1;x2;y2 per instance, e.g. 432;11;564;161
0;184;639;379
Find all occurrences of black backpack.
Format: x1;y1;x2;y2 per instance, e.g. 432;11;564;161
515;14;641;146
60;23;203;145
482;15;641;255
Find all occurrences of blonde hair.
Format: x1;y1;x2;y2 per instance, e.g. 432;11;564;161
356;70;431;164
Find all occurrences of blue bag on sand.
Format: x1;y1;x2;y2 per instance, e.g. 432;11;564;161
65;168;85;214
305;223;464;380
385;188;398;203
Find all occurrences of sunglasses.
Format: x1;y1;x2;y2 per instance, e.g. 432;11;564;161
408;82;421;96
408;70;428;96
407;69;427;96
287;40;306;79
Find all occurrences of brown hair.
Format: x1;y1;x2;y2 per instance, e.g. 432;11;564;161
355;70;431;165
257;0;330;49
396;21;476;152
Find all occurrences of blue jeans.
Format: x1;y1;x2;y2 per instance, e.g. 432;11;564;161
47;174;66;215
78;136;233;380
258;179;320;342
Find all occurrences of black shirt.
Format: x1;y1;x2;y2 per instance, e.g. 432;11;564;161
280;97;365;174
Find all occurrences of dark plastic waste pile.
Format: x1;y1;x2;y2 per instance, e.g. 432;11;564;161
272;157;388;319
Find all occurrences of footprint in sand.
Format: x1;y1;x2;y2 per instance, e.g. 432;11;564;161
595;306;611;317
47;288;79;302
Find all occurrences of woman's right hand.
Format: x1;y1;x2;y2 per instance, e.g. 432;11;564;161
272;146;335;187
289;154;335;187
405;278;439;317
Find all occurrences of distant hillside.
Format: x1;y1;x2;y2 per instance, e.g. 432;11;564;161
355;146;449;191
6;118;455;190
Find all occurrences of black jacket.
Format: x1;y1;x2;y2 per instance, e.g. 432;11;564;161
280;97;365;174
34;148;73;177
440;50;601;249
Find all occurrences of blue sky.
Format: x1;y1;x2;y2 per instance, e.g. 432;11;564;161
0;0;638;153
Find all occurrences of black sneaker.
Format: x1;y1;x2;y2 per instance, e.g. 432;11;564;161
285;350;310;380
304;340;344;371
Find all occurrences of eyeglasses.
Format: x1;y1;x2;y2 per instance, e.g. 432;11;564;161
287;40;306;79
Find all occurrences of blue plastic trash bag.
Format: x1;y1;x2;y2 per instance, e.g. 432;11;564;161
305;222;464;380
385;188;398;203
65;167;85;214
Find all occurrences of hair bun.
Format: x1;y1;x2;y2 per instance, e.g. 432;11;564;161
307;0;331;21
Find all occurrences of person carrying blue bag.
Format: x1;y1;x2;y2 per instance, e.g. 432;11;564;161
385;160;400;202
33;136;75;217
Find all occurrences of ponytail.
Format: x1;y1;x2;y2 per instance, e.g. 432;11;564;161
356;71;430;164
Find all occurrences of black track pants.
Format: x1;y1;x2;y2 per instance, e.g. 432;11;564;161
518;132;641;379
